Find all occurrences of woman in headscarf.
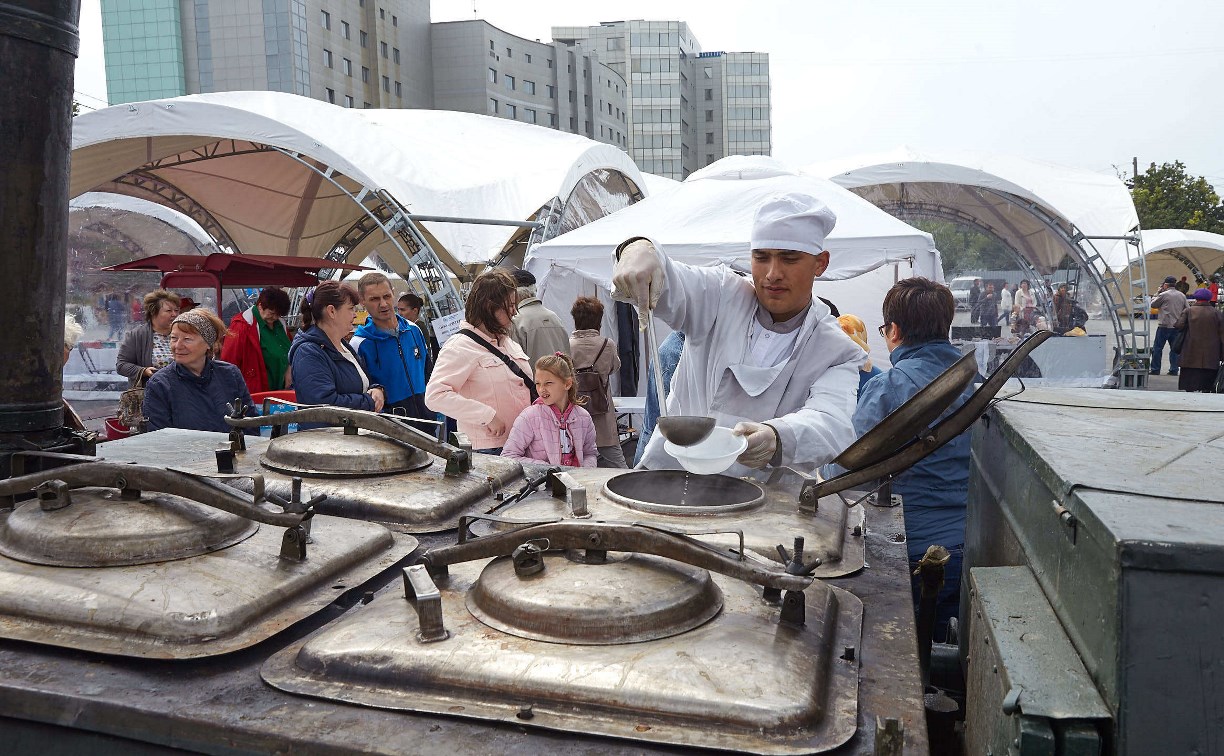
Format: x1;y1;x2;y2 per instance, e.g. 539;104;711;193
1174;288;1224;393
142;309;254;432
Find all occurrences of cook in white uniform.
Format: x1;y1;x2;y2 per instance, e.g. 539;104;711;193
612;193;866;477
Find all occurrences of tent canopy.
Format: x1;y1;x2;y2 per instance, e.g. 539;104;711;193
71;92;647;272
806;147;1140;275
104;253;368;305
1135;229;1224;286
529;155;940;288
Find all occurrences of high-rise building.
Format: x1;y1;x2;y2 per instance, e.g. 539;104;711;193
99;6;768;178
552;21;771;179
101;0;434;109
431;20;628;150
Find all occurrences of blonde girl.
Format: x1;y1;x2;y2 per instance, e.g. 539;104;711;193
501;353;598;467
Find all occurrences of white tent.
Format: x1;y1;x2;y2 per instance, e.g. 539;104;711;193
527;156;942;373
807;147;1140;274
1134;229;1224;289
70;92;647;273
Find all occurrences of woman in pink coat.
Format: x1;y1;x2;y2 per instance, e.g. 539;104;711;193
502;353;598;468
424;269;533;453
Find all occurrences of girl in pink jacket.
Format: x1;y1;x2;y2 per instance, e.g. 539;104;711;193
502;353;598;468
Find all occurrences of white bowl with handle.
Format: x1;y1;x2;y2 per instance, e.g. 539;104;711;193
663;426;747;475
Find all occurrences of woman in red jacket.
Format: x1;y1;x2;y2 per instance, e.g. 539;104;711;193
221;287;292;394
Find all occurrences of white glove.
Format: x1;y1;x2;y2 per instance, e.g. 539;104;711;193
733;421;778;469
612;238;665;309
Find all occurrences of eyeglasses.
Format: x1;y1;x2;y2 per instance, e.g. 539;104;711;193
878;323;890;337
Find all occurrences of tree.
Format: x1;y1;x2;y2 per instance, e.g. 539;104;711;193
1128;161;1224;234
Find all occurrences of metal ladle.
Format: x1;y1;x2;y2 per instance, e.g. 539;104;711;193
641;304;715;447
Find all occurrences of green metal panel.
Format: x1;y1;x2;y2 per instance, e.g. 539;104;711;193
967;388;1224;756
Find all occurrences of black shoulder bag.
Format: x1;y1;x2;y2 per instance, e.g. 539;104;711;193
459;329;539;402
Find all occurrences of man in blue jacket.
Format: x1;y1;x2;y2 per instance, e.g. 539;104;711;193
854;277;974;639
351;272;434;432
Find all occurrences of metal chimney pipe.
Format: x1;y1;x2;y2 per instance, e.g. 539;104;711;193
0;1;80;451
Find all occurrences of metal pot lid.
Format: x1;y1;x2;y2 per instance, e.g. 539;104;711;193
467;551;723;645
602;470;765;515
834;350;978;470
0;487;258;567
261;427;433;477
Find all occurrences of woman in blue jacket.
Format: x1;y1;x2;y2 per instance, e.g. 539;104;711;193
288;282;385;428
143;309;254;433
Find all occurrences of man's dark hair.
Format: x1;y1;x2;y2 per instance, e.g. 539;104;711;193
256;286;291;316
398;291;424;309
571;296;604;331
882;278;955;345
465;268;517;336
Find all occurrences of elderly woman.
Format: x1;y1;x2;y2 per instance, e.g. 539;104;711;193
221;287;293;394
288;282;385;426
116;289;181;387
569;296;625;468
142;309;253;433
425;269;532;454
1174;288;1224;393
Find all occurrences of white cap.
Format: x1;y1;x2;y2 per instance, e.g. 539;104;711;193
750;193;836;256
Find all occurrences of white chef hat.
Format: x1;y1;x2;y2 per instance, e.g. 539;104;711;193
750;192;837;256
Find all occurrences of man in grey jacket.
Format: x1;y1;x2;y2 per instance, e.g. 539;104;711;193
1150;275;1189;376
509;269;570;368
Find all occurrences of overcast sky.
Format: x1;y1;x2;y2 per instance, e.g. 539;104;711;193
74;0;1224;191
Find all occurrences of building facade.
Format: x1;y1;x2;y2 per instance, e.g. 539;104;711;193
101;0;434;109
100;6;767;178
431;20;627;150
553;21;771;179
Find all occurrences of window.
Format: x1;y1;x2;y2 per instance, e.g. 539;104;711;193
380;42;388;58
393;48;400;64
507;103;516;118
523;80;535;95
392;15;397;27
705;132;714;144
526;108;537;124
706;153;715;164
704;66;712;79
548;59;553;68
607;37;623;51
361;66;369;83
704;88;713;101
342;58;352;76
394;81;401;97
569;116;576;130
607;102;612;115
320;10;330;29
549;113;557;127
379;8;384;19
489;98;498;114
489;40;494;50
705;109;713;122
364;101;372;108
360;30;367;47
344;95;354;107
525;53;531;63
584;120;591;135
488;68;497;83
382;75;389;92
341;21;349;39
505;74;515;90
325;88;335;104
322;49;332;68
546;85;555;98
506;47;512;57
